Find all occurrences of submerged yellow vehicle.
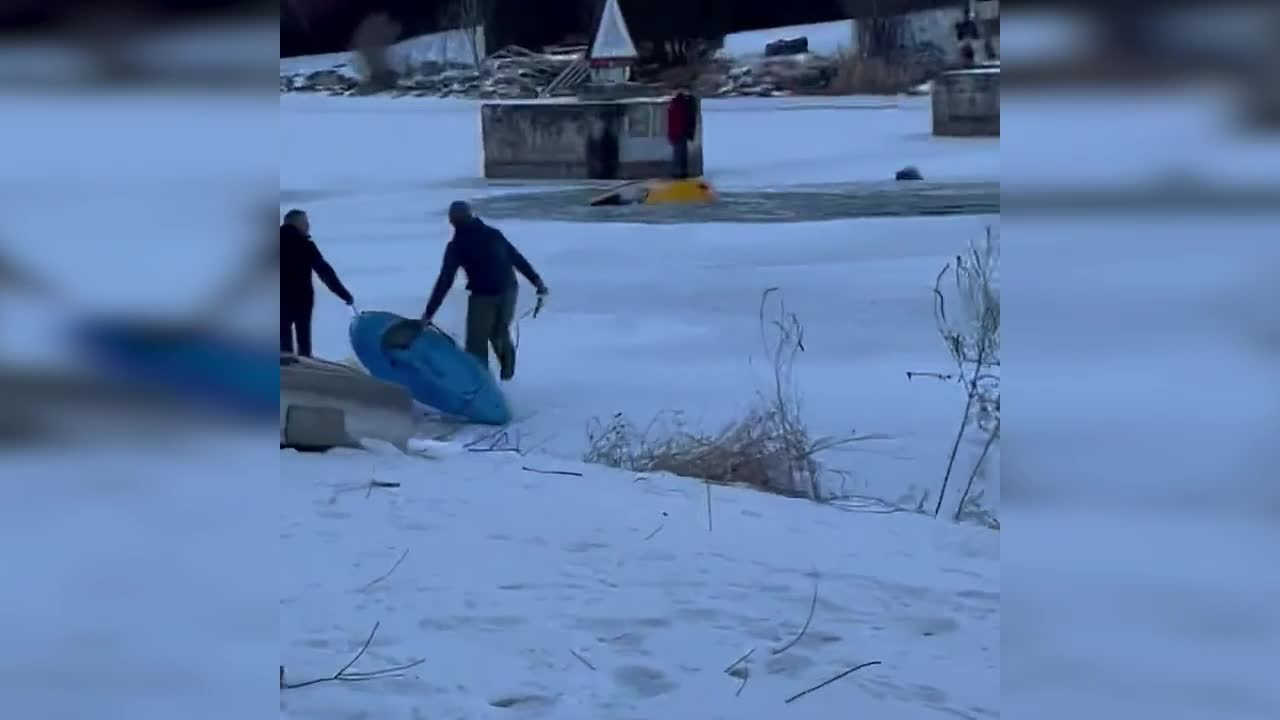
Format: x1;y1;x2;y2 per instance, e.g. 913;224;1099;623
588;177;717;207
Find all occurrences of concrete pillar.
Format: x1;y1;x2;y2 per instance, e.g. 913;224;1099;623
932;67;1000;137
481;98;704;180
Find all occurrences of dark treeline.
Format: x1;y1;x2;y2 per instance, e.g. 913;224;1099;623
281;0;960;59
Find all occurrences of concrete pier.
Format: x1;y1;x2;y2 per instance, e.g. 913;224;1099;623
932;67;1000;137
480;98;703;180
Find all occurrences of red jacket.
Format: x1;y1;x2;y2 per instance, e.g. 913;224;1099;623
667;92;696;144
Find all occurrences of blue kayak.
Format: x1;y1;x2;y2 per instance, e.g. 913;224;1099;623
349;310;510;426
71;318;279;418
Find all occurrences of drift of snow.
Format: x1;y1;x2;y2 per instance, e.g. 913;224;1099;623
280;85;999;718
280;445;998;719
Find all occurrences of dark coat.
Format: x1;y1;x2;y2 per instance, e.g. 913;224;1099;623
422;218;543;320
280;224;352;313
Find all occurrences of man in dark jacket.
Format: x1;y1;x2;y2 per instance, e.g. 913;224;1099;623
421;201;547;381
280;209;354;357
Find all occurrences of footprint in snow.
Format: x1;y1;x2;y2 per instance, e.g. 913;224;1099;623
612;665;677;698
488;693;557;710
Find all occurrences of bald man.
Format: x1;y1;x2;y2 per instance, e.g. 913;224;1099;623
420;201;547;381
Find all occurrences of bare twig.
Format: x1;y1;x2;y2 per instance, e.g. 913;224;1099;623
521;466;583;477
359;548;410;592
466;428;522;454
929;227;1001;520
281;622;425;690
783;660;882;704
736;670;749;696
724;647;756;673
905;371;955;381
365;479;401;498
569;649;597;671
330;478;400;504
772;580;818;656
705;481;713;532
933;328;988;518
642;523;664;541
953;420;998;522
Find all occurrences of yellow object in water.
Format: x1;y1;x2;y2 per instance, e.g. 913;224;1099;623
645;178;716;204
588;178;717;207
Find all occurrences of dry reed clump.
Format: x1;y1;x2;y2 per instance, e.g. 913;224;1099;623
584;289;881;501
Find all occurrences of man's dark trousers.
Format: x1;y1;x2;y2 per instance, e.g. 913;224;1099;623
465;290;518;379
672;141;690;179
281;302;313;357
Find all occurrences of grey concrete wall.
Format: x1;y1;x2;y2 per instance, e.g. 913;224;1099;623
481;99;704;180
932;68;1000;137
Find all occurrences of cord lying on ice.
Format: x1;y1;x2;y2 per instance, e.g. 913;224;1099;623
281;622;424;690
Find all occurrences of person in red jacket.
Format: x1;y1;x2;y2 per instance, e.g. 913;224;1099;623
666;90;698;179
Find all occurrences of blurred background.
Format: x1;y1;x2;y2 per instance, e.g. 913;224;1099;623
998;4;1279;720
0;0;1277;718
0;3;278;720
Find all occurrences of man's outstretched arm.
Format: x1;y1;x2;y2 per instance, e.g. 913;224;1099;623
504;237;546;292
421;243;461;322
309;242;354;305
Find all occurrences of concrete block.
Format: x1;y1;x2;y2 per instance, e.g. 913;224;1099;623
481;98;703;180
932;67;1000;137
283;404;352;451
279;354;416;451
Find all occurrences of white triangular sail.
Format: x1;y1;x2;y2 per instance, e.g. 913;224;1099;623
590;0;638;60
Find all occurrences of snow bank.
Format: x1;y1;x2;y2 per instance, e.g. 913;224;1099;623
280;26;486;78
280;443;999;719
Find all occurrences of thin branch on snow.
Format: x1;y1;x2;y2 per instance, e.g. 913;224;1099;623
905;370;956;381
705;481;714;532
521;466;583;477
358;548;410;592
467;428;523;454
934;337;988;518
724;647;755;674
365;479;401;498
642;523;665;541
772;580;818;656
569;649;597;671
329;478;400;504
727;645;752;696
783;660;882;704
281;622;425;690
953;420;999;522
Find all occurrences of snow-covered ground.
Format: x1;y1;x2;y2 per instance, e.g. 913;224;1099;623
280;89;999;718
281;441;998;719
280;92;999;511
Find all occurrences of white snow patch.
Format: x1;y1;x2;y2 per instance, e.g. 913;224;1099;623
279;93;1000;512
280;76;1000;720
280;447;999;719
280;26;487;78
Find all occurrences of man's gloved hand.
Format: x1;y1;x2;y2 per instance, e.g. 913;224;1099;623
536;283;549;296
